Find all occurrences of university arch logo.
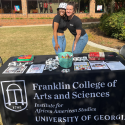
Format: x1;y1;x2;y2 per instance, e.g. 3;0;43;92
1;80;28;112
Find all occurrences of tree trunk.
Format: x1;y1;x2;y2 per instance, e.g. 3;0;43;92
103;2;108;14
110;0;115;13
78;0;80;13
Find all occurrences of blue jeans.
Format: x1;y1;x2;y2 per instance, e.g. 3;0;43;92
52;35;66;55
72;33;88;54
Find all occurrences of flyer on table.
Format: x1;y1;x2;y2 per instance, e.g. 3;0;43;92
89;61;109;70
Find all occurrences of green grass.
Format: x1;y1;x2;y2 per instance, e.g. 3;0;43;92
0;25;109;64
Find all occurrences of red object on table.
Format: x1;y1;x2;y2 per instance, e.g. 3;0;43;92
18;55;32;59
88;52;105;60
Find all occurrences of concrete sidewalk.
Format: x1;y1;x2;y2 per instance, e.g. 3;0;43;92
88;41;119;53
0;24;52;28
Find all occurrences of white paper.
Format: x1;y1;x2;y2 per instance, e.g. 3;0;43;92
74;62;91;71
55;56;59;61
26;64;45;73
89;61;109;70
106;61;125;70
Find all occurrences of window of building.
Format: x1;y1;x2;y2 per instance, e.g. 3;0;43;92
27;0;85;14
12;0;22;13
27;0;38;13
0;0;92;14
27;0;83;14
0;0;2;13
48;0;59;14
27;0;60;14
95;0;104;13
80;0;90;13
75;2;79;13
1;0;22;13
1;0;11;13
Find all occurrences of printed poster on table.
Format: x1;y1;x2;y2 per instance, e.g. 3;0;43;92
89;61;109;70
74;62;91;71
26;64;45;73
2;66;27;74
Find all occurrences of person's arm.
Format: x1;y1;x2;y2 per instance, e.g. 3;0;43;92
73;29;81;51
53;22;60;51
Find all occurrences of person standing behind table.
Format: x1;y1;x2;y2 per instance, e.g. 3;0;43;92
52;3;67;55
66;2;88;54
44;1;48;13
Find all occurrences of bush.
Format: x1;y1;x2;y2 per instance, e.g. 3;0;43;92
119;25;125;40
99;10;125;40
99;13;109;23
115;7;125;13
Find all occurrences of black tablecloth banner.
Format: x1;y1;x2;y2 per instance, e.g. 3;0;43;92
0;52;125;125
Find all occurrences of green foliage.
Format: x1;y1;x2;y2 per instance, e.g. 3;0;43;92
1;18;13;19
82;17;99;19
115;7;125;13
90;17;94;19
99;13;110;22
16;18;24;19
37;17;53;19
119;25;125;40
99;10;125;40
83;17;88;19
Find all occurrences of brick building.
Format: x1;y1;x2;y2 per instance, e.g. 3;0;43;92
0;0;104;19
0;0;104;26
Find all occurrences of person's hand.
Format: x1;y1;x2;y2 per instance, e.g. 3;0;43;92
55;44;60;51
73;42;77;51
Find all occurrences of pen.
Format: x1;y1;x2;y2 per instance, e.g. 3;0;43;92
108;55;114;57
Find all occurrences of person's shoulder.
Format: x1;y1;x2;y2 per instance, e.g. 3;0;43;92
73;15;80;21
53;15;61;23
54;14;61;19
72;15;81;24
53;15;61;22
